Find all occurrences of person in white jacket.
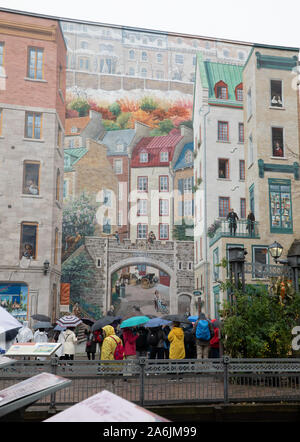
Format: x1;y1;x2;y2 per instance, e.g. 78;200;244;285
62;327;77;360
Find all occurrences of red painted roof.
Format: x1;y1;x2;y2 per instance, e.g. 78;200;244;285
131;134;183;167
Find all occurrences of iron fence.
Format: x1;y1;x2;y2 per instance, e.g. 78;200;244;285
1;357;300;409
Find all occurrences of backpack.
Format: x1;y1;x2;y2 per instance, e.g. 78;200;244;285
147;330;159;347
195;320;211;341
110;335;124;360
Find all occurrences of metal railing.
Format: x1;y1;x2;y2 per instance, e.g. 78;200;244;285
1;357;300;409
209;220;259;247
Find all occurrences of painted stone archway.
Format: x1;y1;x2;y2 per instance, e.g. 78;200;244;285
83;237;194;315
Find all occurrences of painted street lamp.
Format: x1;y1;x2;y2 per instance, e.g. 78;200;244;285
269;240;300;293
268;241;284;263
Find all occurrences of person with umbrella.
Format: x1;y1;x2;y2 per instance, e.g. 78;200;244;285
167;322;185;360
61;327;78;361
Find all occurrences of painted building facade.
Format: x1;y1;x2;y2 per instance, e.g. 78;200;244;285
0;10;66;322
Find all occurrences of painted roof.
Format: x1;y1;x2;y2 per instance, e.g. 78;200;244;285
131;133;183;168
101;129;136;156
174;142;194;171
197;53;243;107
64;148;88;171
65;116;90;136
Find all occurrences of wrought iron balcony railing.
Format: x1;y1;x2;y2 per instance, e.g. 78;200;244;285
209;219;259;247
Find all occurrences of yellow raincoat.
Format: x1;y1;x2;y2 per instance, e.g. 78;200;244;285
168;326;185;359
101;325;123;360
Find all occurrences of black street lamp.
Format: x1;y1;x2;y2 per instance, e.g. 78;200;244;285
268;241;284;263
268;240;300;293
228;246;247;298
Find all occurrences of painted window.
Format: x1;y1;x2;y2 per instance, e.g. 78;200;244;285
185;150;193;164
114;159;123;174
160;151;169;162
25;112;42;139
183;200;193;216
269;178;293;233
159;199;169;216
159;176;169;192
156;53;162;63
141;68;147;77
215;82;228;99
137;223;147;239
271;80;283;107
156;70;164;79
23;161;40;195
137;199;147;216
183;177;193;193
218;121;229;141
239;160;245;180
235;83;243;101
28;47;44;80
20;222;38;260
218;158;229;179
140;152;148;163
240;198;246;219
103;189;112;207
175;54;184;64
249;184;255;214
137;176;148;192
272;127;284;157
129;67;135;76
219;197;230;218
239;123;244;143
252;246;269;278
63;180;69;199
141;51;148;61
80;41;88;49
129;50;135;60
159;223;169;240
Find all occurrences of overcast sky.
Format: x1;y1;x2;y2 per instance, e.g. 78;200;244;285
0;0;299;48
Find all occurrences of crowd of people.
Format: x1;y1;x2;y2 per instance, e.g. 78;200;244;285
11;313;221;363
83;312;221;362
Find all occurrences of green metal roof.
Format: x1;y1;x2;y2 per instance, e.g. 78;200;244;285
64;148;88;171
197;54;244;107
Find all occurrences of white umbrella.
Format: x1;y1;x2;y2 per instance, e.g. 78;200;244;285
0;306;23;335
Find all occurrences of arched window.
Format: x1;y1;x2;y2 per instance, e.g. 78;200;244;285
215;81;228;99
235;83;243;101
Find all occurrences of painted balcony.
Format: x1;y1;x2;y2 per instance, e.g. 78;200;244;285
208;219;259;247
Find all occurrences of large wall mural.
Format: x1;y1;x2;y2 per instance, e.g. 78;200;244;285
60;20;252;318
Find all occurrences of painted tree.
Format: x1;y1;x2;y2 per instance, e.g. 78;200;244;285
69;98;90;117
149;119;174;136
62;193;97;259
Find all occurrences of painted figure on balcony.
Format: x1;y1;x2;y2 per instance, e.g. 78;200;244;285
226;208;239;236
247;210;255;237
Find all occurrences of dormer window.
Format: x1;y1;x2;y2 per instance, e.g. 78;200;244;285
116;143;124;152
215;81;228;99
160;151;169;162
71;127;77;133
235;83;243;101
140;152;148;163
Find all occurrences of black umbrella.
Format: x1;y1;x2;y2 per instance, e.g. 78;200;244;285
162;314;191;324
31;314;51;322
81;318;95;327
91;316;118;332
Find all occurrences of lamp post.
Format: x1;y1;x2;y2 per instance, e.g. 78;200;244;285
228;246;247;301
268;240;300;293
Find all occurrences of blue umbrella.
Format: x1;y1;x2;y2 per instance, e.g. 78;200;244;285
120;315;150;328
188;315;199;322
144;318;171;328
